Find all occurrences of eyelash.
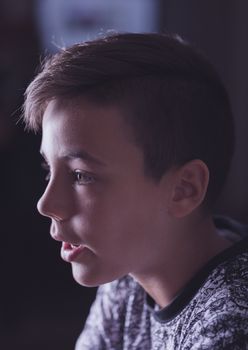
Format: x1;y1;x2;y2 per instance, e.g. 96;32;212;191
41;162;96;185
73;169;96;185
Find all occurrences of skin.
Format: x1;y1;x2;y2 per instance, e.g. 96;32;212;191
38;98;232;308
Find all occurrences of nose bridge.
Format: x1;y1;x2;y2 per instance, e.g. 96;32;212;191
37;175;66;221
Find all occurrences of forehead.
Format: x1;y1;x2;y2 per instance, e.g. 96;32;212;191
41;98;142;167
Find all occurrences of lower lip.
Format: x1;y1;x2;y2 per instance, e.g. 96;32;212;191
61;242;86;262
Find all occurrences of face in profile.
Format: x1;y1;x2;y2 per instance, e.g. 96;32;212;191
38;98;172;287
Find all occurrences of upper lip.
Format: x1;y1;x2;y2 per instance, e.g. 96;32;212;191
50;232;82;246
50;223;83;246
50;231;65;242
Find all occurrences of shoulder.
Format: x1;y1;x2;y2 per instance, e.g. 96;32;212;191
201;249;248;307
183;307;248;349
194;249;248;317
182;251;248;349
183;311;248;349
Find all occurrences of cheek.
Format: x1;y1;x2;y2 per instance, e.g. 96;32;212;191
72;193;117;246
72;187;158;250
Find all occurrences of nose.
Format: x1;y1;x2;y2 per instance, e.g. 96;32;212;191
37;178;68;221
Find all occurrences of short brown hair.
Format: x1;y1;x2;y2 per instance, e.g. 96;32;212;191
23;32;235;207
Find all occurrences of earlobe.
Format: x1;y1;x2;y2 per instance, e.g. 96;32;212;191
169;160;209;218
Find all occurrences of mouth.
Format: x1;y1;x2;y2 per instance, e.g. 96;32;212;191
61;241;86;262
65;242;81;249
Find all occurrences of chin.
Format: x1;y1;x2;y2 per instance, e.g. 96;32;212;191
70;263;97;287
71;261;126;287
71;262;112;287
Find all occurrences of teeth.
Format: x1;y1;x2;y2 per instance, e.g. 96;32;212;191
71;244;80;248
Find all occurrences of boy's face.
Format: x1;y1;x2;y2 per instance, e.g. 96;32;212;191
39;98;173;286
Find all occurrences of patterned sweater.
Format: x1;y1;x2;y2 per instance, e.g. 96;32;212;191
76;218;248;349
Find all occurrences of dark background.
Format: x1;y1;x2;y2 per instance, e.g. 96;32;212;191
1;1;248;349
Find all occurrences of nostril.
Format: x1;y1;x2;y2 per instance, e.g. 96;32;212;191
37;194;64;221
51;214;63;222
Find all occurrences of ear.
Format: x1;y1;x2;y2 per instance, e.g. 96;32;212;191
168;160;209;218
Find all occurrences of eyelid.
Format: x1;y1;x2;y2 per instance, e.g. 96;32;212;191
40;162;97;185
73;169;96;185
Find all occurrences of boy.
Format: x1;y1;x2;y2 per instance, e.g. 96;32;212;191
23;33;248;349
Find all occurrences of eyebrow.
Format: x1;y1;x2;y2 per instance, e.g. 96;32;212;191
40;149;106;167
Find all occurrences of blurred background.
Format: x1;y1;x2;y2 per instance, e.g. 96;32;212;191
1;0;247;348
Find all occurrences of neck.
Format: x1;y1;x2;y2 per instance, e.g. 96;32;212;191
131;215;232;308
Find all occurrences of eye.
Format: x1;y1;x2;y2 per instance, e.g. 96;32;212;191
41;161;51;181
74;169;95;185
